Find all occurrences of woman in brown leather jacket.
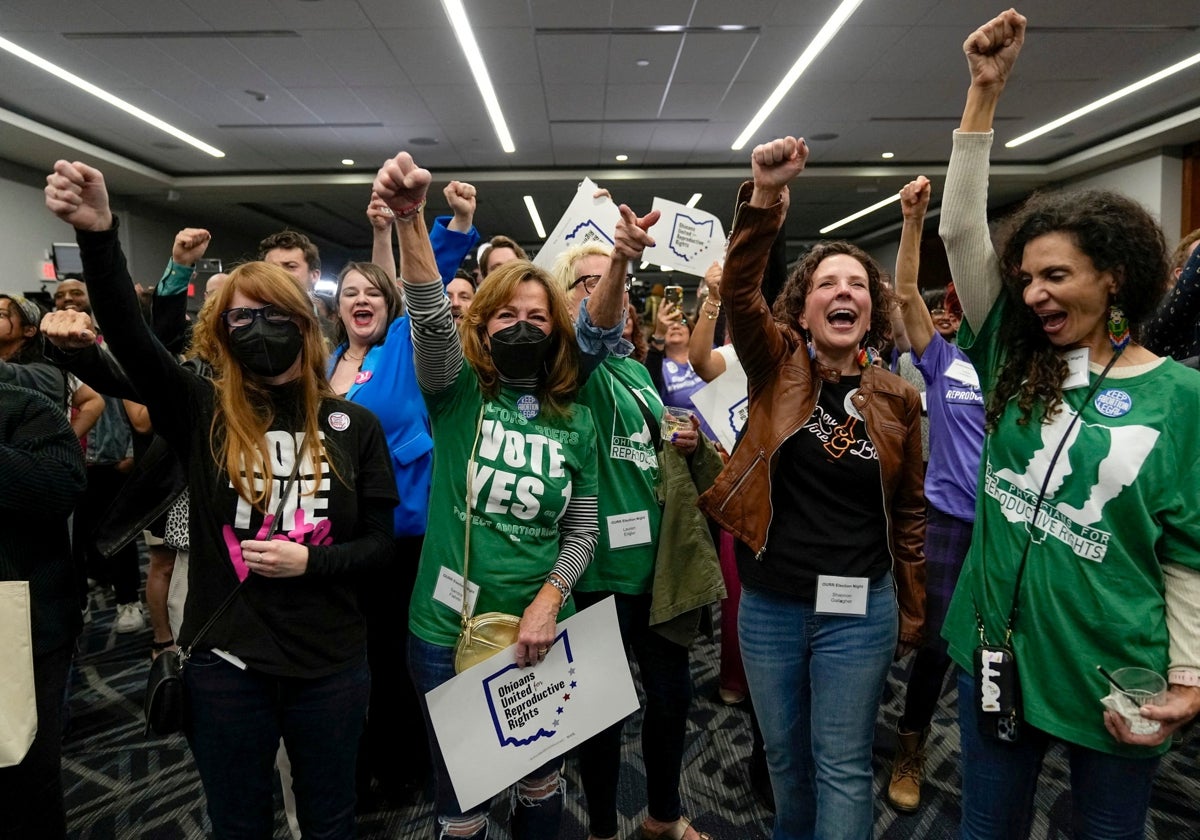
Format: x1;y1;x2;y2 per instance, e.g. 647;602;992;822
699;136;926;840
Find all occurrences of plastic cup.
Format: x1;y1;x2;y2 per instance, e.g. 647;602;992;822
661;406;693;438
1106;667;1167;735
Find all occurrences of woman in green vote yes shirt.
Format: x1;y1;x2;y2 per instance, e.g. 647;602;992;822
373;151;599;840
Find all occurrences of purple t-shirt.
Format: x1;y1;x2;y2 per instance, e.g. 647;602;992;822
912;333;985;521
660;357;718;440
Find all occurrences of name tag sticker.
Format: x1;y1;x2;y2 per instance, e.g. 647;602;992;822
945;358;980;389
607;510;652;549
433;565;480;616
1062;348;1090;390
814;575;869;616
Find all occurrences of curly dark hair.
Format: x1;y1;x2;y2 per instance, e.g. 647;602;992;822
772;240;895;353
987;188;1168;430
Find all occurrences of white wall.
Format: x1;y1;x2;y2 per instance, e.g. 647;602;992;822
1065;151;1185;247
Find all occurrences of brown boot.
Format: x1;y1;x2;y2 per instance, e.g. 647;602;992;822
886;727;928;812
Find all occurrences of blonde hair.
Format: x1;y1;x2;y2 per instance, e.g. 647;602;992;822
549;242;613;296
459;260;579;414
190;261;337;511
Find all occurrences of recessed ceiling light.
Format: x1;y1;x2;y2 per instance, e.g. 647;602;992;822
341;159;354;166
0;34;225;157
615;154;629;162
732;0;864;150
655;26;684;33
636;59;650;67
1006;50;1200;148
881;151;894;159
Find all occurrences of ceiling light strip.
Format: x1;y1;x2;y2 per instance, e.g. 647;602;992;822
0;34;225;158
731;0;865;151
524;195;547;238
819;192;901;235
440;0;516;154
1006;51;1200;148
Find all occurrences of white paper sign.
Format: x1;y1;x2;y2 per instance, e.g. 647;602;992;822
643;198;726;277
532;178;622;270
426;597;638;811
689;354;749;453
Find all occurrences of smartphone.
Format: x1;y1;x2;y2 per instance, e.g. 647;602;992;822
664;285;683;305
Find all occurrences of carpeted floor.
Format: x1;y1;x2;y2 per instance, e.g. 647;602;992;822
63;584;1199;839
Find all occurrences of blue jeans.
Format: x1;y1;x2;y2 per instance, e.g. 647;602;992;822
407;634;563;840
956;669;1161;840
183;651;370;839
739;578;897;840
573;590;693;837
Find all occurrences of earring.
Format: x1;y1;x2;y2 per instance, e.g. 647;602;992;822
800;327;816;360
857;345;880;369
1107;304;1130;351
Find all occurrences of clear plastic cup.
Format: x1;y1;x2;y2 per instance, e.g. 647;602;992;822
661;406;693;438
1103;667;1167;735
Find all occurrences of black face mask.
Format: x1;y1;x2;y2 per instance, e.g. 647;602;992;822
228;319;304;378
488;320;553;380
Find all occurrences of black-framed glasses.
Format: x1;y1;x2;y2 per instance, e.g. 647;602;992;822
221;304;294;329
570;273;634;295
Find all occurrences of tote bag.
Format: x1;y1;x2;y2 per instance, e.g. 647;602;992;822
0;581;37;767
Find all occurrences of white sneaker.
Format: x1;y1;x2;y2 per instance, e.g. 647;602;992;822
115;602;146;634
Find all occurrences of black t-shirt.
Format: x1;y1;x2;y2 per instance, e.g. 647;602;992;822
74;226;398;678
738;375;891;600
173;383;398;677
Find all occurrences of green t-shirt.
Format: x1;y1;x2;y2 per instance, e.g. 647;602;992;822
574;356;663;595
943;300;1200;757
409;364;599;647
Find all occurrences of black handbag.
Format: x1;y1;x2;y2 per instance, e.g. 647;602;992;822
144;648;185;735
142;459;301;736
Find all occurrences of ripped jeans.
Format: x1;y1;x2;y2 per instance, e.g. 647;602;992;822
408;633;564;840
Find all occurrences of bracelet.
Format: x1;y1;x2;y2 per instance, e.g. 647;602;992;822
703;304;721;320
393;198;427;221
545;573;570;602
649;335;665;346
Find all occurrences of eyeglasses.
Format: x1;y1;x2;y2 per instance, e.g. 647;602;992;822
570;273;634;295
221;304;294;329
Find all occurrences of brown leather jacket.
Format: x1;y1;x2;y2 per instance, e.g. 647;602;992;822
698;182;927;646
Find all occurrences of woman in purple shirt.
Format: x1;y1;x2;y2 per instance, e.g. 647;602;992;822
885;176;986;814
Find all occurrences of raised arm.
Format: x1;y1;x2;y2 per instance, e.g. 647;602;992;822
153;227;210;354
726;136;808;387
896;177;936;358
375;153;463;394
366;193;398;282
588;203;659;330
938;8;1026;330
689;261;729;381
430;181;482;285
44;160;196;446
